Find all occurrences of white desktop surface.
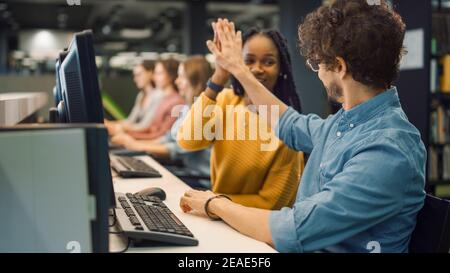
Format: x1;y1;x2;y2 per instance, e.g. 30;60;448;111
109;155;277;253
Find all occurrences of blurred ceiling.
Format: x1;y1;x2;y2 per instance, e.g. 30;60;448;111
0;0;279;54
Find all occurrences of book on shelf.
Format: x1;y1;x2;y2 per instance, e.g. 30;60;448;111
443;145;450;179
431;58;438;93
440;55;450;92
429;54;450;93
428;145;450;181
432;12;450;55
429;105;450;144
429;146;438;180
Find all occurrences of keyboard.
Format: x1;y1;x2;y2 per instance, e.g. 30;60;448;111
114;192;198;246
110;155;162;178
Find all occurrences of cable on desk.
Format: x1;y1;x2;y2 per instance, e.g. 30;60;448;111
109;231;130;253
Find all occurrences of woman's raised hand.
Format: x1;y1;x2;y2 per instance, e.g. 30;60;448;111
207;18;245;78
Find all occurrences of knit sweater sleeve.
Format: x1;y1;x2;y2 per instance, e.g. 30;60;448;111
221;147;303;210
176;90;228;151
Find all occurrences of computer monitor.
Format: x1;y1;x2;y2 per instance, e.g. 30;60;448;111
58;30;103;123
0;124;112;252
52;30;116;210
51;51;68;122
53;51;65;107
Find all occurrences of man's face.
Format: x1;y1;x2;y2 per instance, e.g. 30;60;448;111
317;64;344;104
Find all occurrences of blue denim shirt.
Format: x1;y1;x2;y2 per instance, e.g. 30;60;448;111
270;87;426;253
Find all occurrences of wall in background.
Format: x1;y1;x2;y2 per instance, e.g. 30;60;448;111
279;0;330;118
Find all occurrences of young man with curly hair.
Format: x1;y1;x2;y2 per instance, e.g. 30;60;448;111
180;0;426;253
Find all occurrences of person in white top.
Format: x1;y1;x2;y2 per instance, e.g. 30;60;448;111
105;60;164;135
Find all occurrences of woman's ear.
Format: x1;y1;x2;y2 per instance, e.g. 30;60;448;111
335;56;347;80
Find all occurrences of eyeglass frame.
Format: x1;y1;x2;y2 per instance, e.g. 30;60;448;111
306;59;320;72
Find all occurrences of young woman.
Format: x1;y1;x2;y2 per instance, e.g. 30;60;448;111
111;58;184;141
105;60;164;134
112;56;213;188
177;24;305;210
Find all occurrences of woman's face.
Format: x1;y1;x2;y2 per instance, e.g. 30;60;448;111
242;35;280;92
133;65;153;90
175;64;191;101
153;62;171;89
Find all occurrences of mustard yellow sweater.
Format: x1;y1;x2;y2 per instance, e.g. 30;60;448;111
177;89;304;210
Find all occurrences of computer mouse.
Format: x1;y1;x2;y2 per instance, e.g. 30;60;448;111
137;187;166;201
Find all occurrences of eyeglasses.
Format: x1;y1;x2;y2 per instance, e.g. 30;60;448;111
306;59;320;72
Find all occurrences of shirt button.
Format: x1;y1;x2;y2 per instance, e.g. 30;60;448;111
336;131;342;137
349;123;354;128
319;163;324;168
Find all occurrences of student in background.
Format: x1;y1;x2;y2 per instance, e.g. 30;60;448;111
177;26;304;210
105;60;164;135
112;56;213;189
111;58;184;141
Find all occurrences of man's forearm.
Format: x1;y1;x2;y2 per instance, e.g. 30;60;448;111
233;66;288;127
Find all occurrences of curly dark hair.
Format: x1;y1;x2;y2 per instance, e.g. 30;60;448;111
230;28;302;113
298;0;406;90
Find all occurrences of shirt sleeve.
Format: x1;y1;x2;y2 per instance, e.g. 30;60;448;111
275;107;326;154
269;137;418;252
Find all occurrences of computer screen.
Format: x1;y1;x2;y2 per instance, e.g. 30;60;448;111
56;30;116;211
58;30;103;123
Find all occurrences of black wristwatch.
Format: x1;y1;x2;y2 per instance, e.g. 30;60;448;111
207;79;224;93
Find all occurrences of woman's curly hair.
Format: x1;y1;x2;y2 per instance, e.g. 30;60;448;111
298;0;406;89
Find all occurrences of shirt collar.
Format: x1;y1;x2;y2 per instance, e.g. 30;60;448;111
341;86;400;125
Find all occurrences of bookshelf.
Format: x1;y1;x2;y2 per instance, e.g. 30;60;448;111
427;0;450;197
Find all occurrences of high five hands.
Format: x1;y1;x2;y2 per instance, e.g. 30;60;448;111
207;18;246;78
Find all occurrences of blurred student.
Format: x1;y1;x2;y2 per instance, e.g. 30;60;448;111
177;26;305;210
111;58;184;141
105;60;164;134
112;56;213;188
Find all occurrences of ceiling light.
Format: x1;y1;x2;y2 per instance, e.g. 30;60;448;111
102;25;112;35
120;28;152;39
